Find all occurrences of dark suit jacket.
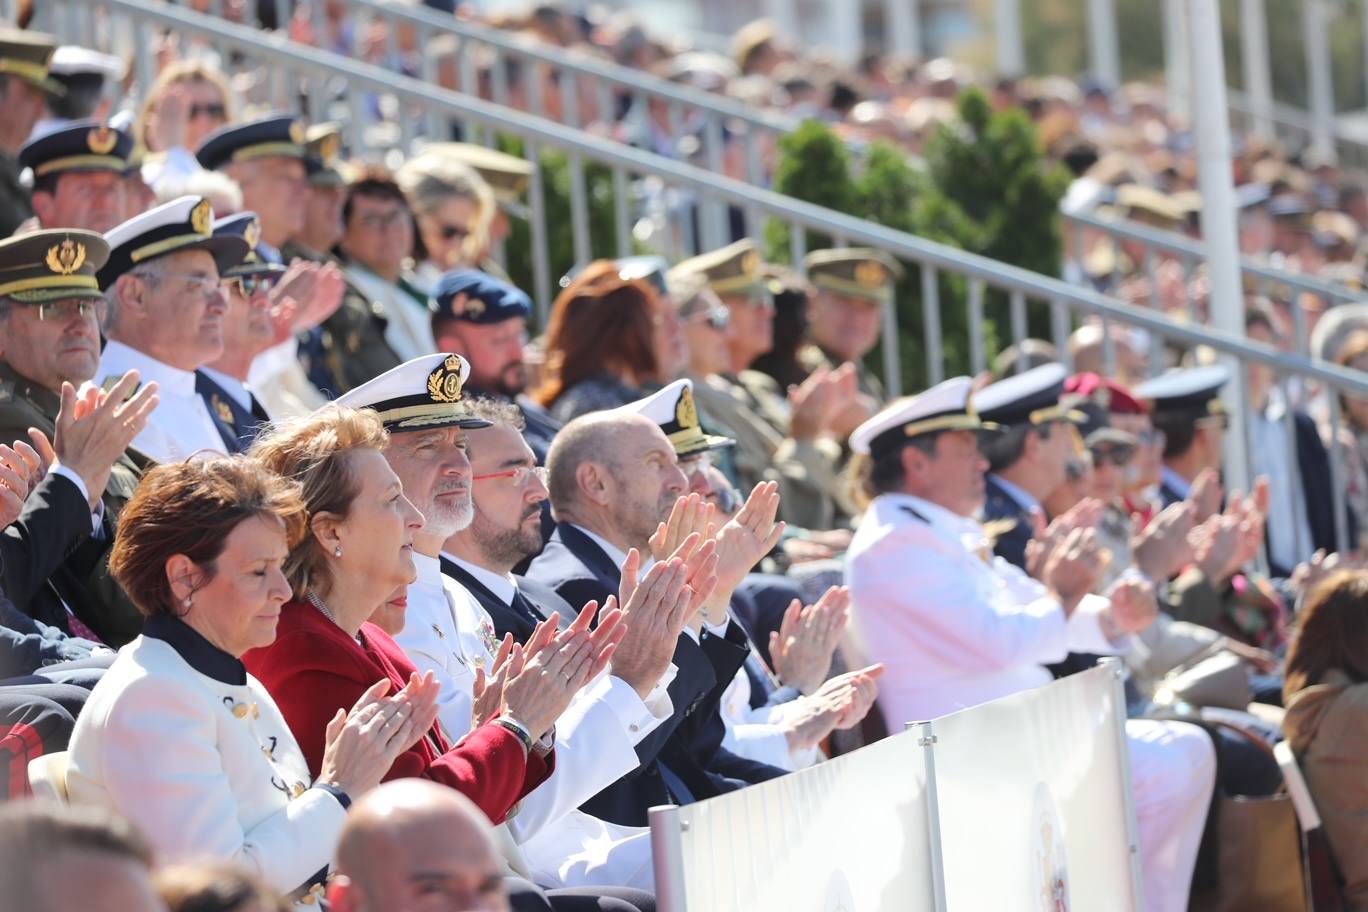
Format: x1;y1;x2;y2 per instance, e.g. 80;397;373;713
244;600;551;825
0;473;98;631
983;475;1034;571
442;558;570;643
526;522;785;825
1292;411;1355;565
195;372;268;454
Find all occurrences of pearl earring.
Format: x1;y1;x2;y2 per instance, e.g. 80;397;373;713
183;596;192;607
334;546;343;558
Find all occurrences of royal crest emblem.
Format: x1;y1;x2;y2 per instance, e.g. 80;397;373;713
211;394;235;427
289;120;306;145
427;353;465;403
45;239;86;276
86;126;118;155
676;385;700;431
190;200;213;235
855;260;887;288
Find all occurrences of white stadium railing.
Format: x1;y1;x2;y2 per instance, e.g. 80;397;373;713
649;661;1140;912
32;0;1368;542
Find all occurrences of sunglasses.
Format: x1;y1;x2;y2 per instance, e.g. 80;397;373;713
438;223;470;241
1090;445;1136;468
188;102;227;120
229;274;280;297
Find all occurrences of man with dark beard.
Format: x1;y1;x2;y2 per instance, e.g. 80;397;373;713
431;270;561;462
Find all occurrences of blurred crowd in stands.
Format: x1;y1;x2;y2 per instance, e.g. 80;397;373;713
1;3;1368;911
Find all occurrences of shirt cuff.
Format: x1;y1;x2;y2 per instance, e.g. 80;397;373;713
311;782;351;810
594;670;672;744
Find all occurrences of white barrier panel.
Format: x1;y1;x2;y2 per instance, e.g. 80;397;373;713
931;663;1139;911
652;725;938;912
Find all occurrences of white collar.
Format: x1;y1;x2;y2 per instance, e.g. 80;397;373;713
444;553;518;606
99;339;197;397
568;523;632;570
1161;465;1193;499
199;367;251;410
411;551;445;590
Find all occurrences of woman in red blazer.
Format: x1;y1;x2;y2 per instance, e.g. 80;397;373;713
244;406;619;825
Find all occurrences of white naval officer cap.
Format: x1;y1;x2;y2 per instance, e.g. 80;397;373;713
971;362;1087;429
333;353;492;433
849;376;997;458
612;378;734;458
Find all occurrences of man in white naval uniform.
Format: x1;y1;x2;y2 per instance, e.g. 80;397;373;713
95;195;249;463
334;353;683;892
845;377;1216;912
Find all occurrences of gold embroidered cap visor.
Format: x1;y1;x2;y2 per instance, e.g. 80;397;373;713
0;56;64;96
367;395;494;432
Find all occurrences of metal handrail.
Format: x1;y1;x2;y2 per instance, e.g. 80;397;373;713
56;0;1368;551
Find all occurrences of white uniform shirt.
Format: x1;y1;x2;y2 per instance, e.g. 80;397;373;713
96;340;226;462
846;492;1120;728
66;624;346;901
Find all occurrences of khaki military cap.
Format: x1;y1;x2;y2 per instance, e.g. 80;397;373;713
425;142;533;206
305;122;348;188
803;248;903;302
1116;184;1183;225
0;228;109;303
0;28;62;96
669;239;766;296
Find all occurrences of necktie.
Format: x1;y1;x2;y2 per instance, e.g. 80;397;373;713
508;588;543;628
657;761;695;805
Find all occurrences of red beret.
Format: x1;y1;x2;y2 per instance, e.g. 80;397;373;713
1064;372;1149;415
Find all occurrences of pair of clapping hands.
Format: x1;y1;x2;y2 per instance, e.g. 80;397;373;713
787;364;873;442
0;372;159;526
1026;499;1156;636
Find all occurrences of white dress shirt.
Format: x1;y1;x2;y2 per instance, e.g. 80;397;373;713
1161;465;1193;501
96;340;226;462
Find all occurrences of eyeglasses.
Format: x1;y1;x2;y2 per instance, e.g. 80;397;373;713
680;452;714;474
738;289;775;311
188;102;227;120
1089;445;1136;468
34;299;102;322
1134;428;1167;448
473;465;548;487
228;274;280;297
136;271;221;297
685;305;730;331
356;209;409;231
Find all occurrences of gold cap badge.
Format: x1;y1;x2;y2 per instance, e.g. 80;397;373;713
740;249;761;277
45;239;86;275
243;218;262;251
86;126;117;155
318;132;340;162
289;120;306;145
448;293;486;319
190;199;213;235
675;385;700;431
427;353;466;403
855;260;888;288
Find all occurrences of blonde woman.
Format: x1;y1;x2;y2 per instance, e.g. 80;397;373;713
396;151;495;292
135;59;237;190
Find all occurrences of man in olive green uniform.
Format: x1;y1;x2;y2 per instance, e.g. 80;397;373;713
670;239;846;530
0;229;148;645
283;123;402;395
799;247;901;407
0;30;62;238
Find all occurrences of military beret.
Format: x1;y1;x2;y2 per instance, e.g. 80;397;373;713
432;270;532;325
333;353;493;433
1064;372;1148;416
20;119;133;179
804;248;904;302
0;228;108;303
99;196;250;289
195;114;311;172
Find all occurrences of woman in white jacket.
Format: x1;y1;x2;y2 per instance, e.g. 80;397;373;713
66;456;439;904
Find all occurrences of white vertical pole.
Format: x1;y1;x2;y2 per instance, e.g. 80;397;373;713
766;0;799;44
1188;0;1252;498
830;0;864;65
886;0;921;59
1099;659;1146;910
1239;0;1275;139
915;721;950;912
1302;0;1337;163
995;0;1025;76
648;804;688;912
1163;0;1192;121
1087;0;1121;87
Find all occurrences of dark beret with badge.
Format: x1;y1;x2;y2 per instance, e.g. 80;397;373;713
0;28;63;96
670;239;767;296
212;212;286;279
20;120;133;181
99;195;250;289
803;248;903;302
0;228;109;303
195;114;311;172
616;378;734;458
334;352;493;432
432;269;532;325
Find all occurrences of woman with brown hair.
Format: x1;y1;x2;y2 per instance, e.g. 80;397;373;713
66;456;436;904
243;406;603;826
1283;569;1368;909
533;260;687;422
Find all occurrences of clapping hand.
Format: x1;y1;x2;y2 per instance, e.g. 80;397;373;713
317;673;442;798
1132;501;1195;582
709;481;786;605
1026;498;1105;583
1103;573;1158;637
611;545;716;698
1187;467;1224;523
649;493;717;564
780;664;885;753
0;439;44;527
769;585;850;695
1043;527;1108;616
